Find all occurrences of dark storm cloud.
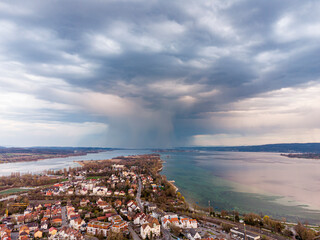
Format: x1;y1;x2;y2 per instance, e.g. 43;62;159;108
0;0;320;147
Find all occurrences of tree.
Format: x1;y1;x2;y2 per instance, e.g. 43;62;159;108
221;210;228;218
221;223;233;233
244;213;262;227
283;229;294;237
263;215;270;225
234;211;240;222
271;220;284;233
107;231;124;240
295;222;315;240
263;215;284;233
170;224;182;236
96;232;105;240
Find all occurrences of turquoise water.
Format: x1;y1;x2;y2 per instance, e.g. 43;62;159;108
2;149;320;223
160;151;320;224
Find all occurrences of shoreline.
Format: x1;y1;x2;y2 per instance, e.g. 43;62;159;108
158;156;178;192
74;160;85;167
158;154;320;225
75;153;320;226
73;157;124;167
0;152;93;165
168;180;179;192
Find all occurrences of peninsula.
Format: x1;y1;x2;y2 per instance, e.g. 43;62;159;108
0;154;317;240
0;147;113;164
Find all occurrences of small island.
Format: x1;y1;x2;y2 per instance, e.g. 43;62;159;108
281;153;320;159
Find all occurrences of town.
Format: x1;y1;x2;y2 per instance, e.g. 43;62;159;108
0;154;317;240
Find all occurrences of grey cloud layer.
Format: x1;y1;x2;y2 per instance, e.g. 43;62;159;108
1;0;320;147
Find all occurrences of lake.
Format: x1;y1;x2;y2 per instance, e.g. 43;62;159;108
160;151;320;224
2;149;320;223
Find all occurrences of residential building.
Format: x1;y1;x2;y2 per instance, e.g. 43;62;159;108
87;221;111;237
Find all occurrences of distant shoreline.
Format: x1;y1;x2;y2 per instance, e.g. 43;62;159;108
281;153;320;159
0;152;89;165
0;148;111;164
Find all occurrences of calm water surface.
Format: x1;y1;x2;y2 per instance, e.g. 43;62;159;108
2;149;320;223
160;151;320;224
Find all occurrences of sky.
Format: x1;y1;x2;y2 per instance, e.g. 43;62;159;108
1;0;320;148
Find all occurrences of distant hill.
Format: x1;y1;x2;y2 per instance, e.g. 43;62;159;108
0;146;116;154
0;146;118;164
182;143;320;153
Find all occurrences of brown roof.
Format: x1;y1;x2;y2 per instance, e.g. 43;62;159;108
51;218;62;223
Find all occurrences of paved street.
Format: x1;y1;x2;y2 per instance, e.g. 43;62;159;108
161;226;172;240
136;177;144;212
11;232;18;240
199;215;288;240
129;224;142;240
84;235;99;240
61;206;68;227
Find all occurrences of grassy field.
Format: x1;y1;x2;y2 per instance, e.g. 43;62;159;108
86;176;104;180
0;188;28;195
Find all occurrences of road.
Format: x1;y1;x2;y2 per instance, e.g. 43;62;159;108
161;226;172;240
84;235;99;240
129;224;142;240
199;215;288;240
11;232;18;240
10;207;67;240
61;206;68;227
136;177;144;212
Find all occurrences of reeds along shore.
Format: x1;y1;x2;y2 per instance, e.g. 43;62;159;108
74;161;85;167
